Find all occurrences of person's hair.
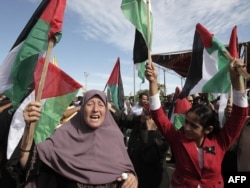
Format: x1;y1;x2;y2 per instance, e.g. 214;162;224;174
187;104;220;135
77;96;83;105
139;92;148;99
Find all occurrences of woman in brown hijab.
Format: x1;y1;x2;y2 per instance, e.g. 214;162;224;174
19;90;137;188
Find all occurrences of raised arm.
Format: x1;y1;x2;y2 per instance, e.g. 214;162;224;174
220;59;248;148
20;101;41;168
145;62;158;97
145;62;176;143
230;59;245;92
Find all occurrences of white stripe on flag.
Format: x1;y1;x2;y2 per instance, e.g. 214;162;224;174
0;43;23;93
7;91;34;159
7;91;46;159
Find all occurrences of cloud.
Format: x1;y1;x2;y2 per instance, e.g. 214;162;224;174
67;0;250;55
15;0;249;96
65;0;250;95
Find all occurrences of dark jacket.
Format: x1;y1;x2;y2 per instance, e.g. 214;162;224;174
128;122;170;188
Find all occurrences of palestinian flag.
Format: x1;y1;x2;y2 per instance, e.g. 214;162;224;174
167;86;181;119
172;98;192;129
179;23;231;98
136;62;146;83
133;30;148;63
7;58;82;159
168;87;191;129
106;57;125;111
0;0;66;110
121;0;153;83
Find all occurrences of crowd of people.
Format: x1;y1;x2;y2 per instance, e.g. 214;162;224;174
0;58;250;188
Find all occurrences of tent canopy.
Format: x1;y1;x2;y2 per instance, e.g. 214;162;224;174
152;41;250;79
152;49;192;77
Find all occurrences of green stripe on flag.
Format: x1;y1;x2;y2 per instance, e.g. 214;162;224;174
174;114;185;130
202;37;231;93
108;85;119;110
121;0;152;83
34;90;79;143
4;19;51;110
121;0;152;47
137;61;146;83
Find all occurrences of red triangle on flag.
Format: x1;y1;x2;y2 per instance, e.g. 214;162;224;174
34;57;82;99
228;26;239;58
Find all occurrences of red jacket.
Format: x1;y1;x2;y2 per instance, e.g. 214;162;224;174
151;104;248;188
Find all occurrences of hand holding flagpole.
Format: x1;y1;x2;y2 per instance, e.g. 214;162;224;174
224;51;250;81
19;0;67;168
20;39;54;166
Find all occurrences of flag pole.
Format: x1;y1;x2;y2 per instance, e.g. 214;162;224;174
36;39;54;101
244;43;248;88
146;0;152;65
224;51;250;81
103;83;108;92
20;39;54;154
133;64;136;105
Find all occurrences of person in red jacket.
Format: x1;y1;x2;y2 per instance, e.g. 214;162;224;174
145;59;248;188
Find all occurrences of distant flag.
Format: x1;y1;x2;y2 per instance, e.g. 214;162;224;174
0;0;66;110
168;86;182;119
7;58;82;158
172;98;192;129
121;0;153;83
168;87;191;129
106;57;125;110
179;23;231;98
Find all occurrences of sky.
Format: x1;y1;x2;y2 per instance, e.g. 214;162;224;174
0;0;250;96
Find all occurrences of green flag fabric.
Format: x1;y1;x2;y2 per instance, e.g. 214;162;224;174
33;58;82;143
0;0;66;110
179;23;231;98
121;0;153;83
5;0;67;158
106;57;125;110
7;59;82;158
136;62;146;83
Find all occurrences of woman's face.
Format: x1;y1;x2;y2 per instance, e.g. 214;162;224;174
183;111;206;147
83;96;106;129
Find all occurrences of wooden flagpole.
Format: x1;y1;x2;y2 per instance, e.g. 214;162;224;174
133;64;136;105
36;39;55;101
146;0;152;65
224;51;250;81
103;83;108;92
226;43;249;105
20;39;55;153
244;43;248;87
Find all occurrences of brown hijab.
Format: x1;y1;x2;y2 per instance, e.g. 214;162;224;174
37;90;135;184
